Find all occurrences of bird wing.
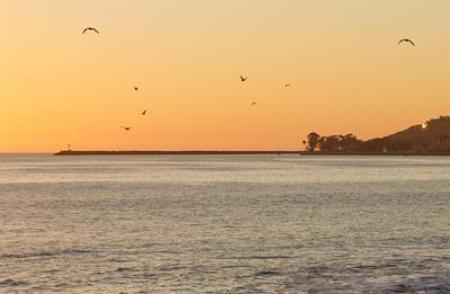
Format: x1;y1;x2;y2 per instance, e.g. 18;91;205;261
398;39;415;46
83;27;99;34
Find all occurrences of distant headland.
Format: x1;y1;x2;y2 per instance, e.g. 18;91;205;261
55;116;450;156
301;116;450;155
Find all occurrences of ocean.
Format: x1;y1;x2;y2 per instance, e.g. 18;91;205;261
0;154;449;293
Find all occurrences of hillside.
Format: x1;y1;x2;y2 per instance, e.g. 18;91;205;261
304;116;450;154
383;116;450;152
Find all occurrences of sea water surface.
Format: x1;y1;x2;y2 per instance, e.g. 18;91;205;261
0;154;449;293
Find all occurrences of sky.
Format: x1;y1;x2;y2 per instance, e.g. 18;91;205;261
0;0;449;152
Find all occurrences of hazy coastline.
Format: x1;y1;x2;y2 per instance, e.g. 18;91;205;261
54;150;450;156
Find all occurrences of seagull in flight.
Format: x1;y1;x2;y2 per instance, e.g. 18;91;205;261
251;102;258;107
82;27;99;34
142;110;147;116
134;86;139;91
240;75;248;82
121;126;132;131
284;83;291;88
398;38;415;47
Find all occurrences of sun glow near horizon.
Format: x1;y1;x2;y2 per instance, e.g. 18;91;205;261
1;0;449;152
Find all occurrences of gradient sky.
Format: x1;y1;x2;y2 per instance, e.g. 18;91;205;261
1;0;449;152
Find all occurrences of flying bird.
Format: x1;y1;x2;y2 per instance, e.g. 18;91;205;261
121;126;132;131
284;83;291;88
82;27;99;34
251;102;258;107
398;38;415;47
240;75;248;82
142;110;147;115
134;86;139;91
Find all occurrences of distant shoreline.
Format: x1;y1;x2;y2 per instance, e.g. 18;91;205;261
54;150;450;156
54;150;302;156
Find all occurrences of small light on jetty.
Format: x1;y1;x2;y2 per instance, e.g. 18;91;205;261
422;122;428;129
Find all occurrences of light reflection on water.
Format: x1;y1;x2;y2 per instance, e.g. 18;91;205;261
0;155;449;292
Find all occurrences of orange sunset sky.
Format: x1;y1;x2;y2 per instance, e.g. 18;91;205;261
1;0;449;152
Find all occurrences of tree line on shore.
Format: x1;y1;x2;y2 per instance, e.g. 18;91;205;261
303;117;450;153
302;132;417;153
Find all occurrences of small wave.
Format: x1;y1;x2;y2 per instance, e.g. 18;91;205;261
156;265;188;272
54;283;71;288
106;257;129;263
0;279;28;287
255;270;281;276
0;248;92;259
116;267;136;273
215;255;293;260
348;263;398;271
1;252;54;259
381;279;450;293
221;265;253;269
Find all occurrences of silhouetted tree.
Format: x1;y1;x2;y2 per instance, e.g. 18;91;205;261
340;133;362;152
318;135;342;152
317;136;326;151
301;140;307;151
306;132;320;152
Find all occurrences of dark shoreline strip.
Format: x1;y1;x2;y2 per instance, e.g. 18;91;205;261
54;150;301;156
54;150;450;156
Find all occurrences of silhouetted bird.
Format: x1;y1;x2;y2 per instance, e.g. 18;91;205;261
82;27;99;34
251;102;258;107
121;126;132;131
142;110;147;115
284;83;291;88
240;75;248;82
398;38;415;47
134;86;139;91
